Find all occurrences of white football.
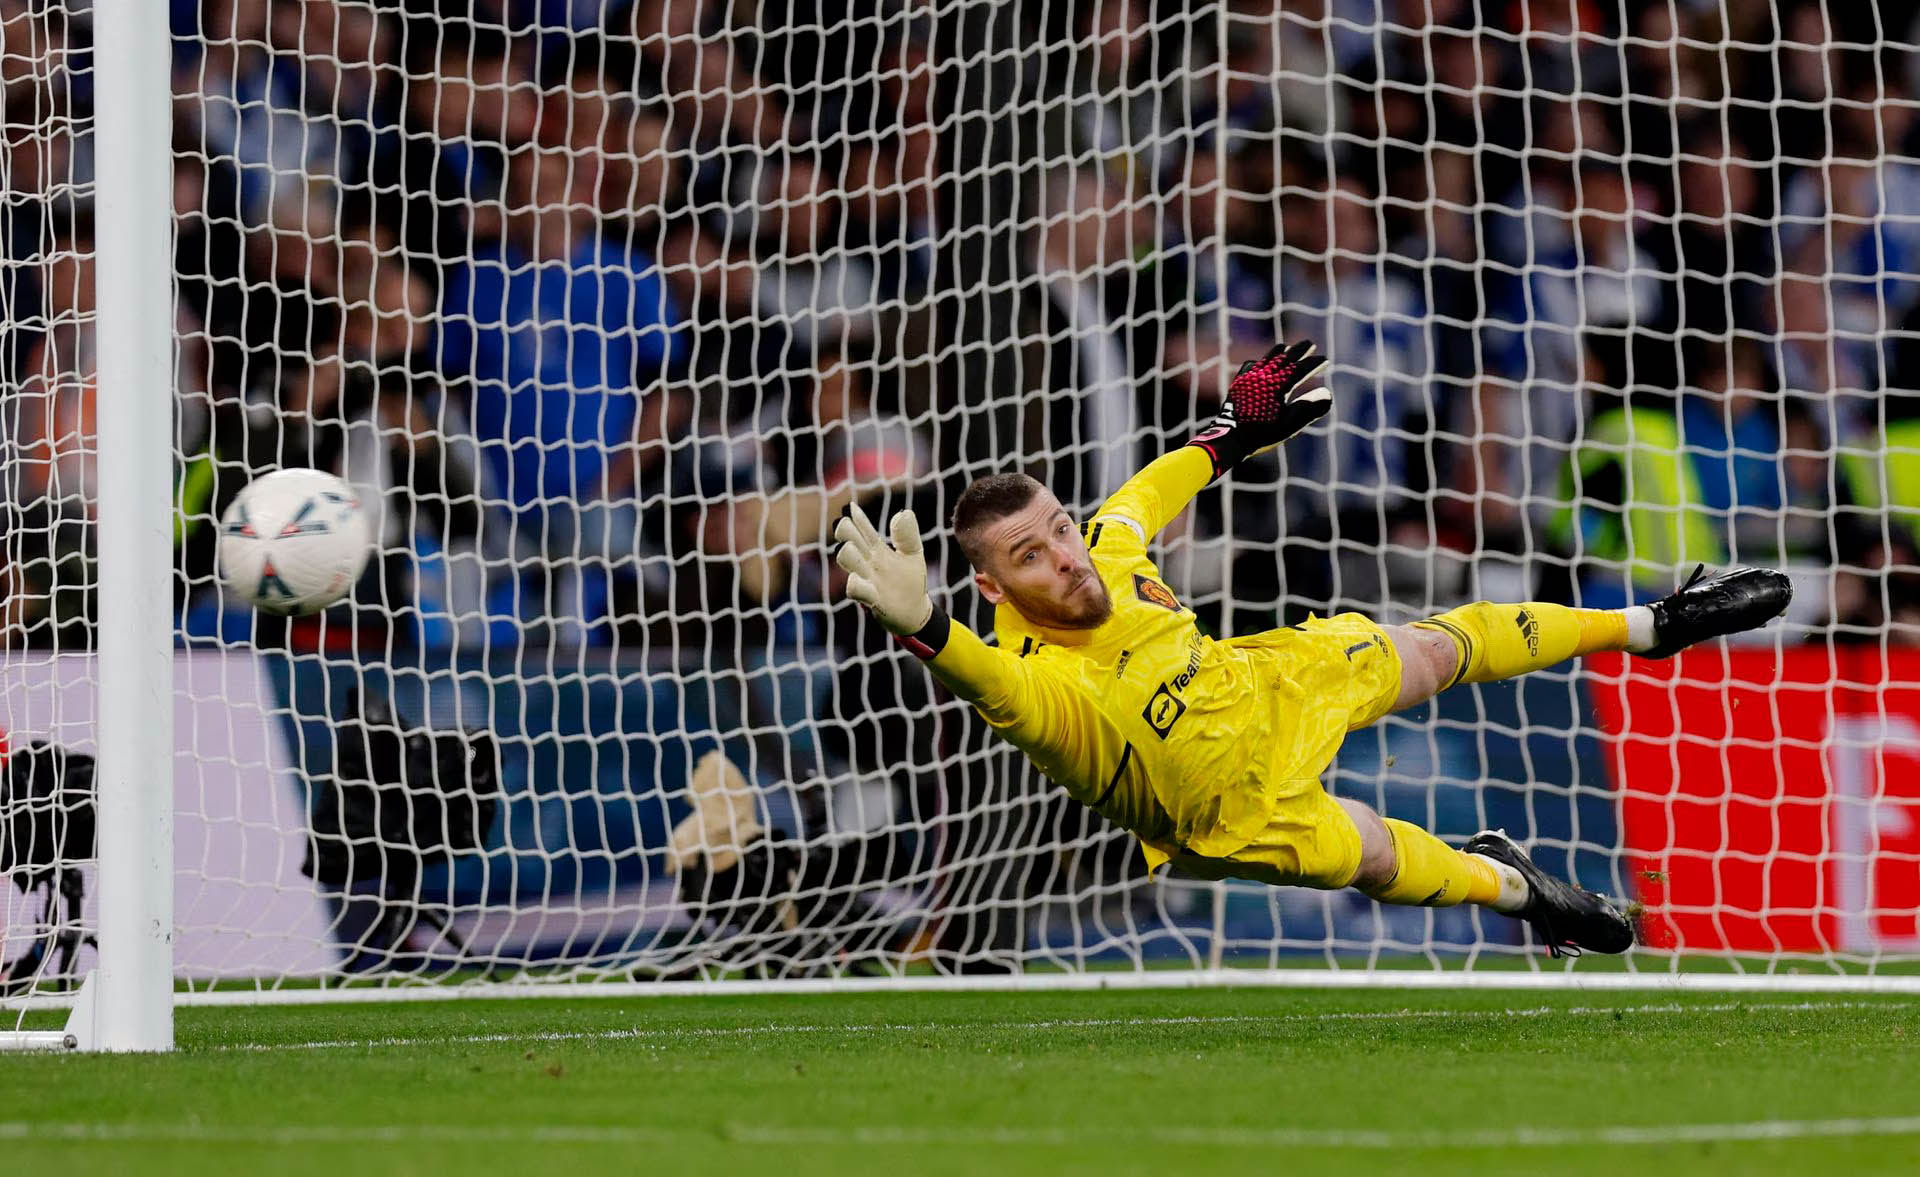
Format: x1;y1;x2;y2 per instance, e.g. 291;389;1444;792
216;469;373;616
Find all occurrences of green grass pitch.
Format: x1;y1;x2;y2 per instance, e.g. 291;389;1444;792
5;987;1918;1176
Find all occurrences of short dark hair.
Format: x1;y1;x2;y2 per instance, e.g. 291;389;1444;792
951;473;1047;569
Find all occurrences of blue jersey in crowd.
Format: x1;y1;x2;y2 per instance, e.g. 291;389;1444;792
439;234;685;517
1680;395;1785;520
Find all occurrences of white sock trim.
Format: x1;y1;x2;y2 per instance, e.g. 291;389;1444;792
1622;605;1658;653
1470;853;1532;913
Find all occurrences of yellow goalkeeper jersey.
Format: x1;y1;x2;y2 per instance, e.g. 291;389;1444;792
924;446;1403;872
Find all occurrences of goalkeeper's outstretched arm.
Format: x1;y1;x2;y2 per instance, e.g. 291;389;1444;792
830;505;1117;789
1092;339;1332;545
830;503;1064;721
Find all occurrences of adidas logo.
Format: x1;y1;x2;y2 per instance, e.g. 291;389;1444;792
1515;607;1540;657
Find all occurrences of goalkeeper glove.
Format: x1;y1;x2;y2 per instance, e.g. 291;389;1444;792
1187;338;1332;479
833;504;936;637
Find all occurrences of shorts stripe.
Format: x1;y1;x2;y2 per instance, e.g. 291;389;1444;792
1093;743;1133;809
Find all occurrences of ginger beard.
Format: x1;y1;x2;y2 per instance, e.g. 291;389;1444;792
971;492;1115;630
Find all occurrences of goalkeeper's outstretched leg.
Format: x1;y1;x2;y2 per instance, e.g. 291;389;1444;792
1334;565;1791;955
1330;793;1634;957
1382;566;1793;713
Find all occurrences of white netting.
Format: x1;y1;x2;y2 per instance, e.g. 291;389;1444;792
7;1;1920;1019
2;0;105;1031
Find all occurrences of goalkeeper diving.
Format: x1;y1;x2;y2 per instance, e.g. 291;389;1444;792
832;341;1792;956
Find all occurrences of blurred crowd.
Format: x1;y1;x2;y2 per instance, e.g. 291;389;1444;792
5;0;1920;673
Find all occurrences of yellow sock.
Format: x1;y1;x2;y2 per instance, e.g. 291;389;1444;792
1361;818;1500;907
1460;853;1505;907
1412;601;1629;688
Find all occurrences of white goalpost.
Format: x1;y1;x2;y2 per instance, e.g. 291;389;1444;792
7;2;1920;1052
87;0;177;1054
0;0;174;1052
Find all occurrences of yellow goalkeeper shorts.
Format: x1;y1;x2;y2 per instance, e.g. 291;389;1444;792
1161;785;1365;891
1150;612;1400;889
1218;611;1405;738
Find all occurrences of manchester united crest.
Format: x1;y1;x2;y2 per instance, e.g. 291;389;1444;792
1134;574;1180;612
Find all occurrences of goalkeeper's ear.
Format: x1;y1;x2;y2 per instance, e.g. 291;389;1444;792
973;568;1008;606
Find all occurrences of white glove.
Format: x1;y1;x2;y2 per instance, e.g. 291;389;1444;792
833;504;934;636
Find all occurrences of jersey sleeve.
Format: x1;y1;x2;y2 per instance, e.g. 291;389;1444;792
909;614;1122;796
1087;445;1215;549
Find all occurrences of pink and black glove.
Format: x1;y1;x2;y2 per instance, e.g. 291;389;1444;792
1186;339;1332;479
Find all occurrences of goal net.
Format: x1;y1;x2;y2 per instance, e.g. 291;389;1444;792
6;0;1920;1030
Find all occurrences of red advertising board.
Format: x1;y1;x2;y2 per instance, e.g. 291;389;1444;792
1589;647;1920;955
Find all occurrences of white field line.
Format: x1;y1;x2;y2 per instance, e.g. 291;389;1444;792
2;1115;1918;1151
207;999;1915;1053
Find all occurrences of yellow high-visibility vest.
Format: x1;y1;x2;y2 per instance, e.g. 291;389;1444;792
1552;405;1725;588
1838;419;1920;551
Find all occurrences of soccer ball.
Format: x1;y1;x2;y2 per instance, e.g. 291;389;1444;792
216;469;373;616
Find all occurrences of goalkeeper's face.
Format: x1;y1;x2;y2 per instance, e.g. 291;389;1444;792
970;491;1114;629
